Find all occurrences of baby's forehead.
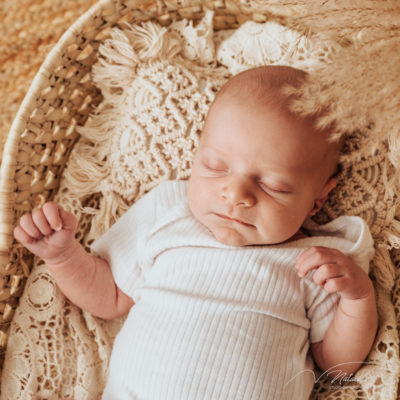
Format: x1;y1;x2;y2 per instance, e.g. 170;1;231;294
215;66;307;104
204;66;341;172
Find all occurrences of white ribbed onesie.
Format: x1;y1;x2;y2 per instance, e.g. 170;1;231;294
91;180;374;400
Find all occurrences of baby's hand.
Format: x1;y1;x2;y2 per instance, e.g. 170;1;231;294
295;246;373;300
14;202;78;265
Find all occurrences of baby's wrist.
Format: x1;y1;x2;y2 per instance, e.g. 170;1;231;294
44;239;82;269
339;284;376;317
339;274;375;300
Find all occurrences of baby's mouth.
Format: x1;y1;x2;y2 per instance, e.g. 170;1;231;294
213;213;255;228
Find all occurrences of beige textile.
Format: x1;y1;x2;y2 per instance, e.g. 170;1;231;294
1;1;400;399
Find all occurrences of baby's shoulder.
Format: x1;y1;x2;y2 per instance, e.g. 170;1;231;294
138;179;189;223
304;215;369;238
303;215;374;273
153;179;188;207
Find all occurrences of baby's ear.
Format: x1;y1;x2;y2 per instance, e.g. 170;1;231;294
308;178;337;216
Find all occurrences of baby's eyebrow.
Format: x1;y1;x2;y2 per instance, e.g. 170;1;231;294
202;145;227;156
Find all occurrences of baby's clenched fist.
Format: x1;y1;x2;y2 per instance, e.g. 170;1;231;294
295;246;373;300
14;202;78;265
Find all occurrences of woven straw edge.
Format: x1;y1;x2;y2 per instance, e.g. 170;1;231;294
0;0;111;266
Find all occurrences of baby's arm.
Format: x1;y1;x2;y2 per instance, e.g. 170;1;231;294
14;202;134;319
296;247;378;377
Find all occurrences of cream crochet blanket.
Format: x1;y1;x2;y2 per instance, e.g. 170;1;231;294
2;8;400;400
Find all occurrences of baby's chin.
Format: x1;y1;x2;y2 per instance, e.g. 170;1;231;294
210;225;299;247
212;227;250;247
209;225;269;247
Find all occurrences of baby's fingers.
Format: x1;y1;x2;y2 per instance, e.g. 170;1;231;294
18;213;43;241
312;263;344;287
323;276;347;294
42;202;63;231
14;224;37;244
296;246;342;277
40;202;77;232
32;207;53;236
14;202;69;246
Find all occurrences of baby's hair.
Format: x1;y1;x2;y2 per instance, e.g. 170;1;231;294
212;65;308;113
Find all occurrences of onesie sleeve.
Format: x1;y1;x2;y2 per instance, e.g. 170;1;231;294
344;216;375;275
90;185;160;299
304;281;340;343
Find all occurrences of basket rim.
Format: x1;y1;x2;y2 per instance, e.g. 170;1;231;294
0;0;111;264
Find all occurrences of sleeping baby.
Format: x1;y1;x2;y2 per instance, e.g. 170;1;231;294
14;65;378;399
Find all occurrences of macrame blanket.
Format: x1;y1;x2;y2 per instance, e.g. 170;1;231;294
2;9;400;400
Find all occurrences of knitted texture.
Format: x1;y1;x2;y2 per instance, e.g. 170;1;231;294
2;10;399;400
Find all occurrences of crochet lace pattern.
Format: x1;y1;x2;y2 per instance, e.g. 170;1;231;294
2;11;399;399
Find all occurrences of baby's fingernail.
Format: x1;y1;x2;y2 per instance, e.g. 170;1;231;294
55;224;62;231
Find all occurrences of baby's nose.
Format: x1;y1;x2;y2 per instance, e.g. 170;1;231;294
220;178;256;207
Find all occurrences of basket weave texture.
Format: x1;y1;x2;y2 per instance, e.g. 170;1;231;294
1;0;400;398
0;0;99;163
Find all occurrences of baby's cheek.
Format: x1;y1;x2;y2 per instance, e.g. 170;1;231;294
187;179;203;213
258;210;300;243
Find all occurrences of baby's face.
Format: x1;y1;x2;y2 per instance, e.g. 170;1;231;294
187;97;336;246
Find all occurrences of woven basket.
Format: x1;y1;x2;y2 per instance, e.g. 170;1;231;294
1;3;399;398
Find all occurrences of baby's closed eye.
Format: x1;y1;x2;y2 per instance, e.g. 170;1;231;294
257;181;292;194
201;159;229;173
